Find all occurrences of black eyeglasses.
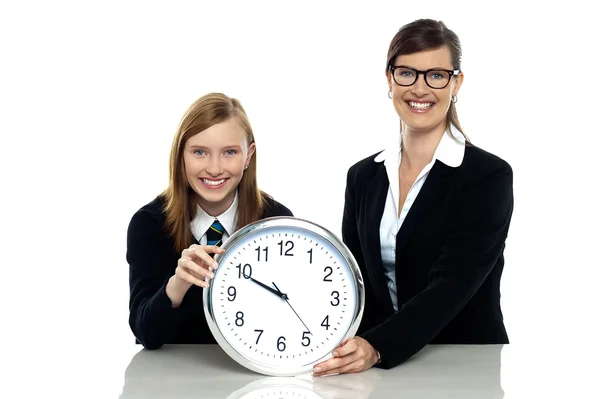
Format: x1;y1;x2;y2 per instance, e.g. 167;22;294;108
389;66;460;89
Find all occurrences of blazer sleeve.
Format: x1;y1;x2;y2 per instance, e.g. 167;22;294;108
360;163;514;369
127;210;190;349
341;166;380;336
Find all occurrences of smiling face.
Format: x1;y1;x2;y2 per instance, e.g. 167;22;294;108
183;117;256;216
387;46;463;136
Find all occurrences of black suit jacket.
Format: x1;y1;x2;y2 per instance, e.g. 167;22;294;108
127;195;293;349
343;144;513;369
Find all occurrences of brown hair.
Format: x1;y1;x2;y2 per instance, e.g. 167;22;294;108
160;93;270;253
386;19;469;143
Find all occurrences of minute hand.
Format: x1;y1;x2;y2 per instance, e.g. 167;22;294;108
272;282;312;334
244;274;288;300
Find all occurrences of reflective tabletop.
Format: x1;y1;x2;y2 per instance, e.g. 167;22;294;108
119;344;504;398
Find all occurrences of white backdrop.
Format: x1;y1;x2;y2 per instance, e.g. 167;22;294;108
1;1;598;397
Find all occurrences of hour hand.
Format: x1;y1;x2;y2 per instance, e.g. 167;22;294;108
244;274;288;300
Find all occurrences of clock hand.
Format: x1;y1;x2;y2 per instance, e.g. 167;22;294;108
272;282;312;335
243;273;287;299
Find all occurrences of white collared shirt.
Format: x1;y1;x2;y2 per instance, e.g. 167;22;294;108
374;124;466;311
190;192;239;245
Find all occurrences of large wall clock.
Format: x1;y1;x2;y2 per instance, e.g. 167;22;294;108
203;216;365;376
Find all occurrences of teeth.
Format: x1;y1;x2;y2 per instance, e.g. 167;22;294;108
203;179;225;186
409;101;433;109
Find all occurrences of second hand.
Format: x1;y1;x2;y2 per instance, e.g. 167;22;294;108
273;282;312;334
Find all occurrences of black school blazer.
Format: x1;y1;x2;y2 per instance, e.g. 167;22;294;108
342;143;513;369
127;195;293;349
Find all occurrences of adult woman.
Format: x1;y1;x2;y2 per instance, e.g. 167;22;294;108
127;93;293;349
314;19;513;376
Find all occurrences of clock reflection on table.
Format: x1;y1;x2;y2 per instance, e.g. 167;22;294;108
119;344;504;398
119;345;381;399
226;372;381;399
226;377;323;399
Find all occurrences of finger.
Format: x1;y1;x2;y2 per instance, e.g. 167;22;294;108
190;248;219;269
333;338;358;357
313;355;353;376
181;248;192;258
181;246;199;259
204;245;225;254
329;337;351;355
176;265;207;288
179;257;215;280
316;352;363;376
320;360;363;376
313;351;337;369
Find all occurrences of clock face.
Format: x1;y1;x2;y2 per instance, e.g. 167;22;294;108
204;217;364;376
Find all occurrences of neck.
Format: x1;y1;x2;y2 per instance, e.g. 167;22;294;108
195;192;235;217
401;122;447;170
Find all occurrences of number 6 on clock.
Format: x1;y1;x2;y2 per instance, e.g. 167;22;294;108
203;216;365;376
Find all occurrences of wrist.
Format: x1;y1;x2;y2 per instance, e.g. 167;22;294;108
166;275;190;308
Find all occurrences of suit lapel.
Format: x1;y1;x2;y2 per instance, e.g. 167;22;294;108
363;164;396;315
395;160;454;256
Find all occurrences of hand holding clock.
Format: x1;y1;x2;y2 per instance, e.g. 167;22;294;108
244;271;378;377
312;337;379;376
166;243;224;308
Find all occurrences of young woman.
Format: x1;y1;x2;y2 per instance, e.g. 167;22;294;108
127;93;293;349
313;19;514;376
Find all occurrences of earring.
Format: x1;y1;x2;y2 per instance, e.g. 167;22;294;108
451;95;458;103
388;90;392;99
244;165;248;170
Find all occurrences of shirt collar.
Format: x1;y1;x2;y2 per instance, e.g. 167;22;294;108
190;191;239;242
374;123;466;167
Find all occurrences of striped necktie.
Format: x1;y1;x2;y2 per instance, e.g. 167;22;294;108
206;219;224;246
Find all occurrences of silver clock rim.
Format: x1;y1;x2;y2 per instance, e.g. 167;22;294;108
202;216;365;377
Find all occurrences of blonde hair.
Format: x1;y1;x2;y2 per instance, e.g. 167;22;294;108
160;93;269;253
